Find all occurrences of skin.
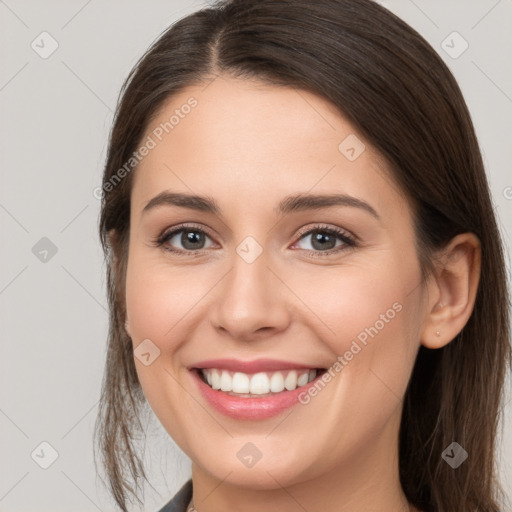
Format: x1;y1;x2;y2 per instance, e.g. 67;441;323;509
121;75;481;512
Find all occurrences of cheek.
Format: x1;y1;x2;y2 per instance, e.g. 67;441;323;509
125;252;199;342
286;255;423;419
124;252;198;442
289;259;421;352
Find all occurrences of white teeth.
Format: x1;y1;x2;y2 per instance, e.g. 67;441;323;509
269;372;285;392
297;372;309;387
220;370;232;391
250;372;269;395
284;370;298;391
200;368;319;395
232;372;250;393
211;369;221;390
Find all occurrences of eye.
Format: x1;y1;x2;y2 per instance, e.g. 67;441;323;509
291;224;356;256
154;223;215;254
152;222;357;257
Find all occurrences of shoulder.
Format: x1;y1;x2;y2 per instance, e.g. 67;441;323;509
157;479;193;512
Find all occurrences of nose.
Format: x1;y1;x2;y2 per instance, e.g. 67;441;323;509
209;246;291;342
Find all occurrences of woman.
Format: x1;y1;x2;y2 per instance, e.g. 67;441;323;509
93;0;511;511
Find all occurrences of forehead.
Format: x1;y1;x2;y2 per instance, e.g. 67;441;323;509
131;76;406;221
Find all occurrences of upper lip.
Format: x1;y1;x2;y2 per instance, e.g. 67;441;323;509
189;358;323;373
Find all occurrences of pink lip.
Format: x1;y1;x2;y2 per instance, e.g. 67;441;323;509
189;358;319;373
189;366;326;421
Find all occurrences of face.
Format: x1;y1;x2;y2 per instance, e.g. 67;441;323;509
124;76;427;489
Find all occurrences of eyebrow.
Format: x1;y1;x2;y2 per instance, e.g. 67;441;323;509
142;191;380;219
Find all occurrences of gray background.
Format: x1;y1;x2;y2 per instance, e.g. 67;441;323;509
0;0;511;511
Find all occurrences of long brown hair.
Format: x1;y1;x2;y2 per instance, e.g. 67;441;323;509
93;1;511;510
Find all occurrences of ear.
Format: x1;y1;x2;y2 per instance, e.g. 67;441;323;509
108;228;119;266
124;318;132;337
421;233;481;349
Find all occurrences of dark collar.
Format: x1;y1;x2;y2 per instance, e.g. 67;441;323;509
157;479;193;512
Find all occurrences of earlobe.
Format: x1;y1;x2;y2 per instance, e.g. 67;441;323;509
124;311;132;338
421;233;481;349
108;229;119;265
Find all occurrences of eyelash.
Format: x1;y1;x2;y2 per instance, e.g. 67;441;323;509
152;222;357;258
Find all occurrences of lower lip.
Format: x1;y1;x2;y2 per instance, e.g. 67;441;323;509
190;369;325;420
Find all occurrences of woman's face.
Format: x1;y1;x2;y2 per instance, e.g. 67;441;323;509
125;76;428;489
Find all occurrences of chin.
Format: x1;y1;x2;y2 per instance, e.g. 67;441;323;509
195;449;317;490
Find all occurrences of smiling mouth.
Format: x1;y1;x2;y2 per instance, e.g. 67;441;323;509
194;368;327;397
